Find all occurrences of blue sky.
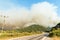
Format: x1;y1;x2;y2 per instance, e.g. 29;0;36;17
14;0;60;16
0;0;60;16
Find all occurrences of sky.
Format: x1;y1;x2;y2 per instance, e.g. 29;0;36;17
0;0;60;15
0;0;60;27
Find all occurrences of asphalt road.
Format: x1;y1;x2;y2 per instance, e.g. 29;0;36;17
9;33;51;40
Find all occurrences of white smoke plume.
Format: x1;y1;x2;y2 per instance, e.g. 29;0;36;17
0;2;60;28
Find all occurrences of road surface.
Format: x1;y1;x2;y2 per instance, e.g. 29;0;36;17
9;33;52;40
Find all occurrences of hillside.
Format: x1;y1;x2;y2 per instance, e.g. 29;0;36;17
16;24;47;33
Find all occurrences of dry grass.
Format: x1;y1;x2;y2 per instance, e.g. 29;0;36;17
0;37;10;40
0;32;42;40
52;36;60;40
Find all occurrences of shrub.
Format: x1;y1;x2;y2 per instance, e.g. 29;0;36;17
49;28;60;37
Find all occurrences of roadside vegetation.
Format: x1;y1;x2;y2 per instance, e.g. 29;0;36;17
0;24;60;40
0;24;47;39
49;28;60;40
49;28;60;37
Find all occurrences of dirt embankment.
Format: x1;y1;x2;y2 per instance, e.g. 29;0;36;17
52;36;60;40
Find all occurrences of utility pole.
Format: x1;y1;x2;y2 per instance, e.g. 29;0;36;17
0;15;8;32
0;15;3;32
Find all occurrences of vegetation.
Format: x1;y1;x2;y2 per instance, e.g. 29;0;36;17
49;28;60;37
0;24;47;38
16;24;47;33
48;23;60;37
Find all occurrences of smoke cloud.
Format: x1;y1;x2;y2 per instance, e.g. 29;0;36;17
0;2;60;28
